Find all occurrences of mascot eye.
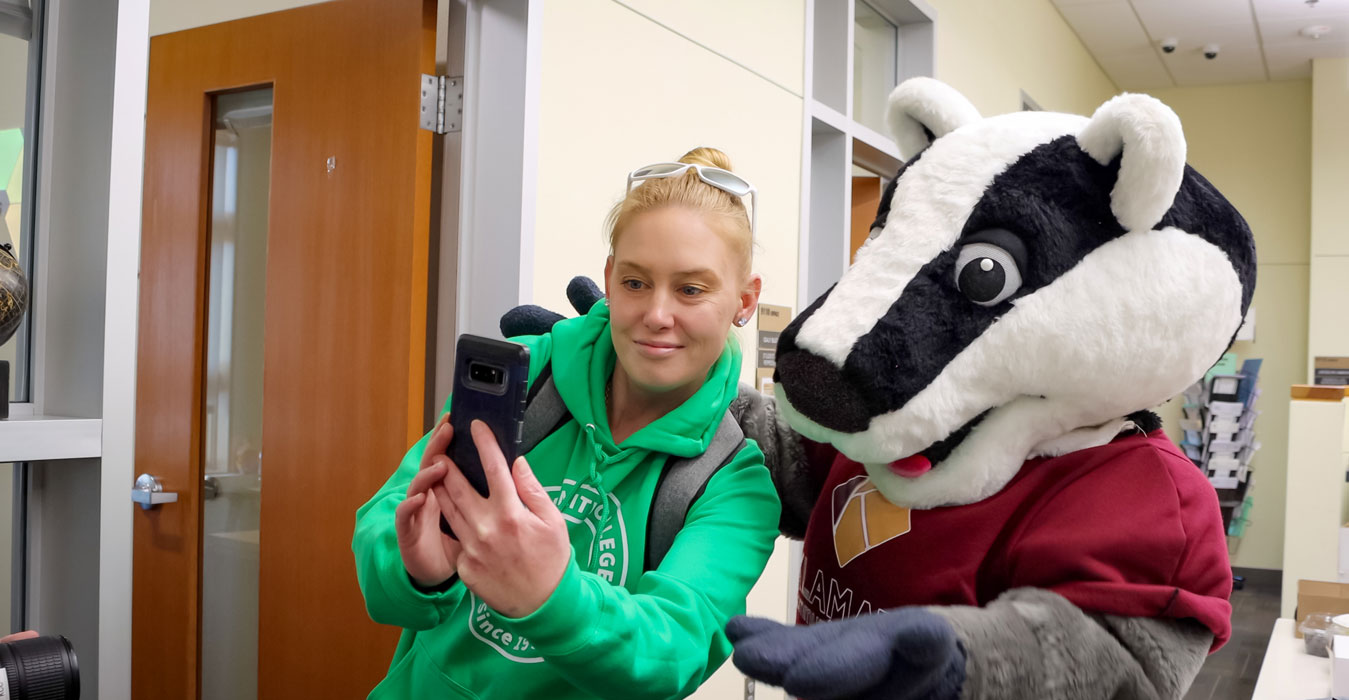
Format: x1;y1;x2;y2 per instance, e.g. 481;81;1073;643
955;242;1022;306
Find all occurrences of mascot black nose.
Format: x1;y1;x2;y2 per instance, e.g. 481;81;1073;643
776;348;873;433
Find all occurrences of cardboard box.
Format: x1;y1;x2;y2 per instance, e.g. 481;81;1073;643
1296;580;1349;637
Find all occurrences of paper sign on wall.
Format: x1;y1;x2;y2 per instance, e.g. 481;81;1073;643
1315;357;1349;386
1235;307;1255;342
755;304;792;395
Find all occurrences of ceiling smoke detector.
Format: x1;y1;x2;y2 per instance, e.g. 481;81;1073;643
1300;24;1333;39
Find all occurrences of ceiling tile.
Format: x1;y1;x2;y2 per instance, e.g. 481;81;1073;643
1257;12;1349;43
1053;0;1345;87
1131;0;1256;40
1137;21;1262;53
1252;0;1349;21
1164;43;1269;85
1058;3;1155;53
1096;47;1176;90
1264;36;1349;77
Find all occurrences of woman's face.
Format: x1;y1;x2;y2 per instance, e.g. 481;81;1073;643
605;206;758;396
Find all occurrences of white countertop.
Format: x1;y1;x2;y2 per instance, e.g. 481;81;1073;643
1253;618;1331;700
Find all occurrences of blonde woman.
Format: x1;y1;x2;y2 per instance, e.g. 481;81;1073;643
354;148;781;699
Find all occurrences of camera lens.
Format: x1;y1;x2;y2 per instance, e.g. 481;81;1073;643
469;362;503;385
0;635;80;699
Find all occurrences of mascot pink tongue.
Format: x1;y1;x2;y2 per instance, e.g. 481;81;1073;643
887;454;931;478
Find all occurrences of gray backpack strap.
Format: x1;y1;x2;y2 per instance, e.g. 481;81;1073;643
645;410;747;571
520;367;570;454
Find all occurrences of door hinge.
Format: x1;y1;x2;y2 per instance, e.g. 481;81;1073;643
420;74;463;134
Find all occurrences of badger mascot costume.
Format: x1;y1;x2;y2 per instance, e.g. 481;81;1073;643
505;77;1251;700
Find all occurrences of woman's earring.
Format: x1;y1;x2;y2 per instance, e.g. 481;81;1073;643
734;316;748;327
603;298;609;307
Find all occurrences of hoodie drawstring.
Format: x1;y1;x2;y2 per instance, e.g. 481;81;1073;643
581;423;615;569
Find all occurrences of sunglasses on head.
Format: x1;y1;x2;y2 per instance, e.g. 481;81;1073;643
626;162;757;238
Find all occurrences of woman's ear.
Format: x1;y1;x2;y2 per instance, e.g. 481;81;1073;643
603;256;614;299
739;273;763;324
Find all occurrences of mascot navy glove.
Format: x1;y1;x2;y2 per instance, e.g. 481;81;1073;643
727;610;965;700
499;276;604;337
499;305;565;338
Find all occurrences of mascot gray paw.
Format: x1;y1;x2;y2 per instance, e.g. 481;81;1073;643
727;611;965;700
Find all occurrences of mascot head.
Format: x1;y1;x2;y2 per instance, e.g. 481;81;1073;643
774;78;1256;509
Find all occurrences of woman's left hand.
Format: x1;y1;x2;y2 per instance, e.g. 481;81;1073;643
434;420;571;618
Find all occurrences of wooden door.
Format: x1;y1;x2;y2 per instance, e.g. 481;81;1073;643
851;175;883;261
134;1;437;697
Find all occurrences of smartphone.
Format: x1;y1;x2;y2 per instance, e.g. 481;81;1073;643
438;335;530;535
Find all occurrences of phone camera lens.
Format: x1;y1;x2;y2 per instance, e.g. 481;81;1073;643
469;363;503;385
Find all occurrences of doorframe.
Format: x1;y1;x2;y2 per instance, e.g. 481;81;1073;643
101;0;151;699
97;0;542;698
433;0;543;411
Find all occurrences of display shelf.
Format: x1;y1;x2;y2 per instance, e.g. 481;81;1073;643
0;413;101;462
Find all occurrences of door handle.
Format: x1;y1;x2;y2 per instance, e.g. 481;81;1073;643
132;473;180;510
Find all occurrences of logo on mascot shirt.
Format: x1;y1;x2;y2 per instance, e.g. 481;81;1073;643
832;475;911;566
467;480;628;663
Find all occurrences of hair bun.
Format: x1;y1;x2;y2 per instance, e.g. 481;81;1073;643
678;146;734;172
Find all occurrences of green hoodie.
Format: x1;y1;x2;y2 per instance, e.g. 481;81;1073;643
353;303;781;700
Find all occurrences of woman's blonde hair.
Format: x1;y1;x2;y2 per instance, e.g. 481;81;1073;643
605;147;753;278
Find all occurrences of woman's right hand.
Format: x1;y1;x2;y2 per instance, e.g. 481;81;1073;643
395;416;462;589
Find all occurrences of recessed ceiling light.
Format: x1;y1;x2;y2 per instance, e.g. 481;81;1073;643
1300;24;1333;39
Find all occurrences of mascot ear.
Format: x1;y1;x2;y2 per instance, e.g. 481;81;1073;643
1076;94;1186;233
884;77;981;160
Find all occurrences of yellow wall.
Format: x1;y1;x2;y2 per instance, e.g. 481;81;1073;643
533;0;805;372
149;0;328;36
1309;58;1349;371
533;3;804;698
0;36;28;131
926;0;1118;116
616;0;804;95
1147;80;1313;571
